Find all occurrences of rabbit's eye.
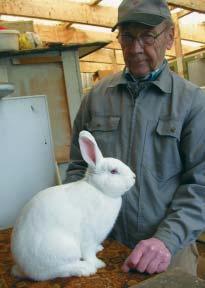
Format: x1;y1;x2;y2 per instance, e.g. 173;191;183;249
110;169;118;174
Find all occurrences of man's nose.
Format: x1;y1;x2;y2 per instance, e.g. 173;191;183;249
129;38;144;52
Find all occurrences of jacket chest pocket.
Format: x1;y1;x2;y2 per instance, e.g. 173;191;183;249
143;119;183;181
86;116;120;157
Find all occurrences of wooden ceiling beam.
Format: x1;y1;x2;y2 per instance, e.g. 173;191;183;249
35;23;205;54
0;0;204;30
180;23;205;43
34;23;205;59
34;24;116;44
183;46;205;56
80;61;123;73
81;48;118;64
168;0;205;13
169;4;178;10
36;23;163;51
0;0;117;28
177;10;192;18
34;24;66;43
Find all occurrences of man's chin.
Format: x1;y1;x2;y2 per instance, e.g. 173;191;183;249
130;69;150;78
128;63;151;78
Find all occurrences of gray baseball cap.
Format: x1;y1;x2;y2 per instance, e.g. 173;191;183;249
112;0;172;31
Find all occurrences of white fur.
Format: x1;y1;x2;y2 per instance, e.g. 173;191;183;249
11;130;135;281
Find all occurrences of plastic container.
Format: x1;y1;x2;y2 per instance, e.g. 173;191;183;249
0;30;20;51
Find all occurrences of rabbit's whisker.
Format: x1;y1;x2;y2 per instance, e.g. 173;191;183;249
86;170;102;176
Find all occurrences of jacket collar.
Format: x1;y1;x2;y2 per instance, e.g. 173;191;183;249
108;60;172;94
151;62;172;94
107;69;127;87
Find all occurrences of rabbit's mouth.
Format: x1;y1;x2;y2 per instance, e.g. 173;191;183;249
126;176;136;190
126;182;135;191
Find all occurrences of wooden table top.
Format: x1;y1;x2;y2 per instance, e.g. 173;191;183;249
0;229;150;288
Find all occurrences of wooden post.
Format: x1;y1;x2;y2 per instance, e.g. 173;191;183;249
61;49;83;128
173;14;184;78
112;49;119;72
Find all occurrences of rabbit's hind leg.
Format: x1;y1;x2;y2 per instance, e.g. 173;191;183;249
32;260;97;280
55;260;97;278
23;231;84;280
23;235;97;280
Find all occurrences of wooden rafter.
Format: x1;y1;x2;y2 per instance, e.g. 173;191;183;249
177;10;192;18
183;46;205;56
173;14;184;77
80;61;123;73
0;0;205;29
169;4;178;10
168;0;205;13
81;48;113;64
35;23;203;59
0;0;117;28
34;24;116;44
34;22;205;50
180;23;205;43
181;39;205;44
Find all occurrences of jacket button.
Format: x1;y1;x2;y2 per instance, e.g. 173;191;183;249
170;127;176;133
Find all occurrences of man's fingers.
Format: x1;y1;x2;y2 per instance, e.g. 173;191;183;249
156;261;169;273
136;251;158;273
145;256;162;274
122;248;143;272
122;260;130;272
122;238;171;275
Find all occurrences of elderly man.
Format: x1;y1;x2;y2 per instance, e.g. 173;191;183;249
65;0;205;276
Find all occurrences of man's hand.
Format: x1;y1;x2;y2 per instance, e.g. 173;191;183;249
122;238;171;274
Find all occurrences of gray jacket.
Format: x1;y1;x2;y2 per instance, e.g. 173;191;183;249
65;62;205;255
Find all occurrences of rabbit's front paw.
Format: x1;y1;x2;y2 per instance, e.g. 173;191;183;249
95;258;106;269
96;244;104;252
79;262;97;276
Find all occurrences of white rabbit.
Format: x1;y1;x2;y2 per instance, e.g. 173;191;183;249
11;130;135;281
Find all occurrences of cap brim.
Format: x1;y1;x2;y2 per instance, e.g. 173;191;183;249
112;13;165;32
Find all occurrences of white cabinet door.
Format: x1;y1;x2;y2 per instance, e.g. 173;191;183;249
0;95;56;228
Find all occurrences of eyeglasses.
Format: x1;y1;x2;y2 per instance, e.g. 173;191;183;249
117;26;168;47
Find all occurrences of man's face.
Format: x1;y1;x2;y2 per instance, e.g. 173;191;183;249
118;22;174;77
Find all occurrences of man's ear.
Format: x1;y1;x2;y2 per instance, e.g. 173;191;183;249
166;26;175;50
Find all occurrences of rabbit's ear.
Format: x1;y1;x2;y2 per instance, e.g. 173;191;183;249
79;130;103;167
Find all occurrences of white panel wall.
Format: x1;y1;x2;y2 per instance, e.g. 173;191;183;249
0;95;56;228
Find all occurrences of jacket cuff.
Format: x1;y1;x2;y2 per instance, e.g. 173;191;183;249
153;230;181;255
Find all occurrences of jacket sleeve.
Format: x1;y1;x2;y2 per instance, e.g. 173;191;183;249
63;94;91;184
154;88;205;255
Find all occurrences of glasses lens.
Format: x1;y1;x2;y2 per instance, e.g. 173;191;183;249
140;34;155;45
118;33;156;47
119;34;132;46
